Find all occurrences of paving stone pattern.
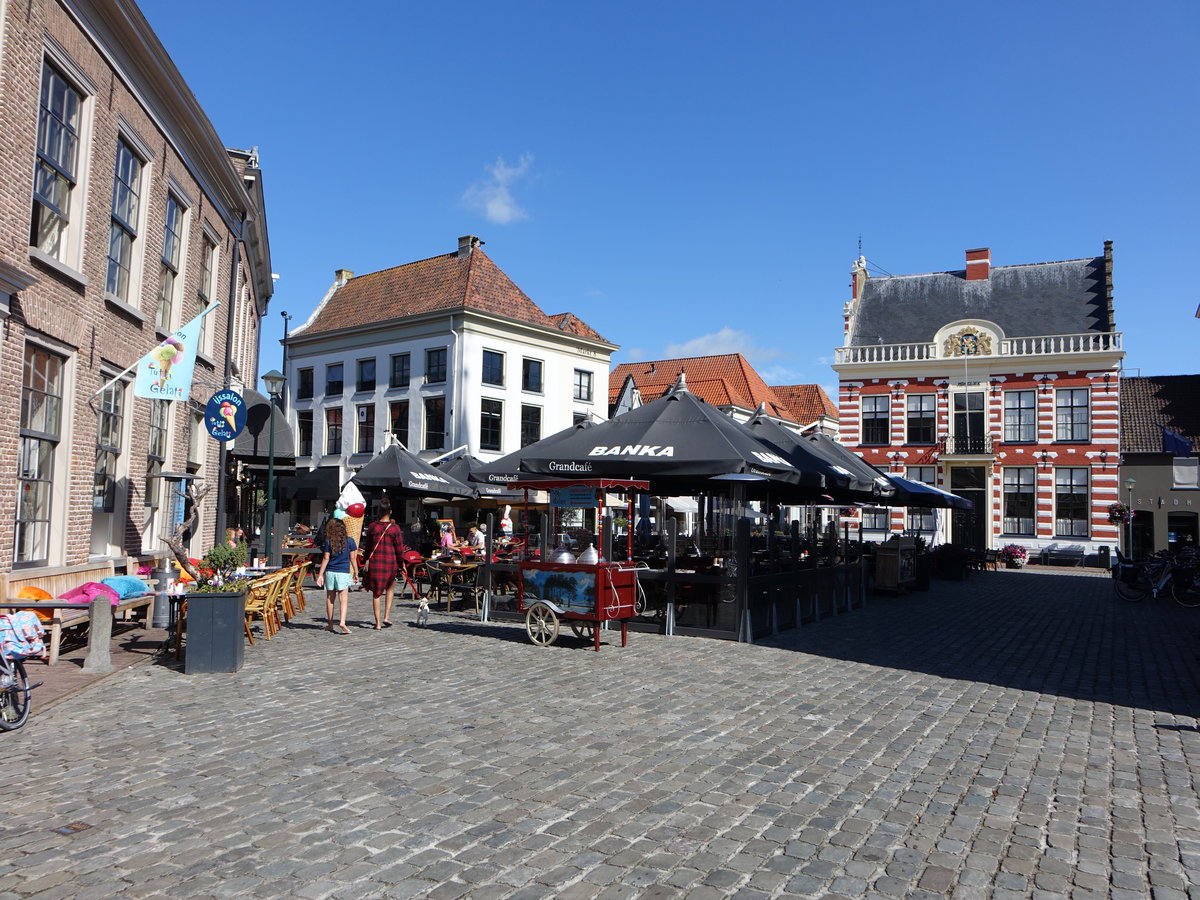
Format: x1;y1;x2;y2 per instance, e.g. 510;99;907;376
2;568;1199;898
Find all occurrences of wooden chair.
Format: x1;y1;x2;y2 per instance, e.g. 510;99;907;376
983;549;999;571
274;565;299;622
244;573;284;644
289;560;311;612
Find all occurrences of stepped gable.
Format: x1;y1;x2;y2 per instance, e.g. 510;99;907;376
610;353;796;422
771;384;838;425
849;253;1112;347
1120;375;1200;453
301;246;606;341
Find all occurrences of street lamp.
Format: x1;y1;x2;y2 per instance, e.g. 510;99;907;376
262;369;286;568
1124;476;1136;559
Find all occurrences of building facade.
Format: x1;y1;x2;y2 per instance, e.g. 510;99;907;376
833;245;1124;556
283;236;615;522
0;0;271;571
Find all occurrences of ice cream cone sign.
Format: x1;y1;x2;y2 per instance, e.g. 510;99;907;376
203;389;247;441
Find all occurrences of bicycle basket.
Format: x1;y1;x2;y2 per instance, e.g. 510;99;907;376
1115;562;1141;585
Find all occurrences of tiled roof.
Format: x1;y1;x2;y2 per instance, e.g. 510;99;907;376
850;252;1114;346
609;354;797;422
296;247;610;344
771;384;839;425
1121;375;1200;453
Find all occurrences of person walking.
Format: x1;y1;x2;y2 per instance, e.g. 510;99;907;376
361;500;408;629
316;517;358;634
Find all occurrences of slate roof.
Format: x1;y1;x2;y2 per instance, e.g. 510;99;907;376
1120;376;1200;453
771;384;839;426
609;354;797;422
849;252;1114;346
296;247;610;344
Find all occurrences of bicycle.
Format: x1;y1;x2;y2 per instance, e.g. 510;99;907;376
1169;546;1200;608
0;612;44;731
1112;548;1200;606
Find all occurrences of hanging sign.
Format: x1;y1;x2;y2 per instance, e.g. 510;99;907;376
204;389;247;441
551;486;596;508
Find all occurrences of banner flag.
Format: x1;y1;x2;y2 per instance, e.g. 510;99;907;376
133;306;217;401
1162;426;1194;458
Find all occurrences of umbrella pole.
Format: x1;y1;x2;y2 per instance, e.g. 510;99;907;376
627;493;634;562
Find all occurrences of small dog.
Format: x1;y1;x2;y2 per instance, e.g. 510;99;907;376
416;596;430;627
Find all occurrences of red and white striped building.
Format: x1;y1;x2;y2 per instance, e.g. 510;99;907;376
832;244;1124;556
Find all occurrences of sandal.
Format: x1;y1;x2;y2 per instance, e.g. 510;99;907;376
382;621;394;628
333;626;351;635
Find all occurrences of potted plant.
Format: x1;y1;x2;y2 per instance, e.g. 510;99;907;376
998;544;1028;568
183;541;251;674
1107;502;1133;525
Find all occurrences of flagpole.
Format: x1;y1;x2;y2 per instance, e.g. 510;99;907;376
85;303;221;401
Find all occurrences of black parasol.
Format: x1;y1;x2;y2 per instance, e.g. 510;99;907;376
349;441;477;499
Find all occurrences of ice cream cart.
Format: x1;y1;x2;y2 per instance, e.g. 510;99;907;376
509;478;649;650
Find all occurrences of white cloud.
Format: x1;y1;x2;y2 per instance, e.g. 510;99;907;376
462;154;534;224
663;328;783;364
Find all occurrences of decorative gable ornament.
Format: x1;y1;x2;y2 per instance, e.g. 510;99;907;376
944;326;993;357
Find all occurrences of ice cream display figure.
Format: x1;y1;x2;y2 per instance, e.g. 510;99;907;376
219;401;237;431
152;338;185;388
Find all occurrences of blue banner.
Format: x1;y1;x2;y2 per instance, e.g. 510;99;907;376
133;305;218;401
204;389;247;441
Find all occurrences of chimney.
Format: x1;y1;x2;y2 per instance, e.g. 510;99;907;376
457;235;483;258
850;255;868;299
334;268;354;287
965;247;990;281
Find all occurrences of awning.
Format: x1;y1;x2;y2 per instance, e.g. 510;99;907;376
277;467;341;502
666;497;698;514
230;388;295;465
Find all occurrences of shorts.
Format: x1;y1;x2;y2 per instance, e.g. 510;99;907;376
324;571;353;591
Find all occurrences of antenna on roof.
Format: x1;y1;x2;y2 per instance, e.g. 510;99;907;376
857;234;863;256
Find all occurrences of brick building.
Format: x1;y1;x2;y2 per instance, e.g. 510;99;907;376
832;244;1124;556
0;0;271;572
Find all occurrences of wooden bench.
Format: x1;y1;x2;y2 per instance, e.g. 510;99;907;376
1040;547;1085;567
0;562;154;665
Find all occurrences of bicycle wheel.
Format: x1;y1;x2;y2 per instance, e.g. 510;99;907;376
0;659;31;731
1173;572;1200;608
1113;576;1148;602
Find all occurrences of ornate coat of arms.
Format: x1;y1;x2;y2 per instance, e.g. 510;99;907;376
944;326;992;357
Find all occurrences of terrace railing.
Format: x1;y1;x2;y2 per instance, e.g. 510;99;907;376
835;331;1122;365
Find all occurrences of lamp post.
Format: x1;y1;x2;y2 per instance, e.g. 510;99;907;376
262;369;286;568
1124;476;1136;559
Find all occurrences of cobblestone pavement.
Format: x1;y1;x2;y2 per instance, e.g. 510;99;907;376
2;569;1199;899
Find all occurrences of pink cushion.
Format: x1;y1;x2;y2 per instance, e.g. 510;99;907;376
58;582;121;606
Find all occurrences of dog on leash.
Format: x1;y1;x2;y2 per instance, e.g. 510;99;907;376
416;596;430;627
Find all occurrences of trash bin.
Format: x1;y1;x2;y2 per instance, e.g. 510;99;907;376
184;590;246;674
1097;545;1111;569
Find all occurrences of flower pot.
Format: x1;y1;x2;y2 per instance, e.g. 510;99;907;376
1005;558;1026;569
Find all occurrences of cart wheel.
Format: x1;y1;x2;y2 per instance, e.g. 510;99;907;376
526;603;560;646
570;620;595;642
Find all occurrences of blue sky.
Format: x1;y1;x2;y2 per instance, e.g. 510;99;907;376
139;1;1198;398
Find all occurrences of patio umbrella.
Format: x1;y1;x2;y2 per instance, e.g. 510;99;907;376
882;475;973;510
349;440;477;499
432;452;524;502
502;376;821;497
796;432;896;502
744;406;881;502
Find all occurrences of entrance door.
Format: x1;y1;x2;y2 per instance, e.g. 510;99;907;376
950;466;987;548
953;391;986;454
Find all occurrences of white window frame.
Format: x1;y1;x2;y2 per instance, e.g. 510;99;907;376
156;190;189;332
1003;390;1037;443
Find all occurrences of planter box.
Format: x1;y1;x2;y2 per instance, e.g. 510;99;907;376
184;590;246;674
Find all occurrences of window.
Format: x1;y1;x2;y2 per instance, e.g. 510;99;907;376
18;346;65;564
94;379;124;513
390;353;410;389
1056;389;1089;442
574;369;593;402
482;350;504;386
522;358;543;393
145;400;169;529
1055;467;1089;537
155;193;185;330
424;397;445;450
297;410;313;456
1003;390;1036;443
106;140;143;303
188;409;204;468
325;363;343;396
861;395;889;445
31;62;82;263
356;404;374;454
197;236;216;355
905;466;935;531
356;358;376;392
861;507;890;531
906;394;935;445
425;348;447;384
390;400;409;448
297;368;313;400
325;407;343;455
521;404;542;447
480;399;502;451
1002;467;1035;536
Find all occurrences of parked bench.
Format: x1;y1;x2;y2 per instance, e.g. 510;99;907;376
1040;548;1085;567
0;562;153;665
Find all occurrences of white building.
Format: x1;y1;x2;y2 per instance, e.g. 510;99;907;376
282;236;617;520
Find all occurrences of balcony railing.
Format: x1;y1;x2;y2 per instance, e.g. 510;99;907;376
941;434;993;455
835;331;1122;365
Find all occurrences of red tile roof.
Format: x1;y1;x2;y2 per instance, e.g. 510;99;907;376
1121;375;1200;453
771;384;839;426
297;247;610;343
609;354;797;422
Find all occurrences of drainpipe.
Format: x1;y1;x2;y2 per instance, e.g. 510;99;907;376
214;214;245;546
